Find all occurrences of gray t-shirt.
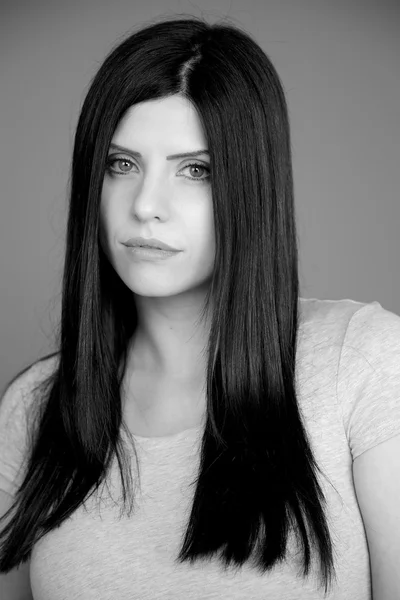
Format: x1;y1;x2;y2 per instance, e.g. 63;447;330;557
1;297;400;599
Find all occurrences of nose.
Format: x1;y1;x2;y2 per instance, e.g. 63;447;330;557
129;170;170;221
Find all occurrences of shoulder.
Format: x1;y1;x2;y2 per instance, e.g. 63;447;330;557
298;296;399;349
338;300;400;384
1;352;60;420
341;299;400;353
299;296;371;326
2;352;59;393
297;297;373;356
0;353;59;496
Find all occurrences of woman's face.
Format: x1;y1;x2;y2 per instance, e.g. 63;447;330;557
99;95;215;301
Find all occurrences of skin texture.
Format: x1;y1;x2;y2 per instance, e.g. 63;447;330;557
99;95;215;430
352;433;400;599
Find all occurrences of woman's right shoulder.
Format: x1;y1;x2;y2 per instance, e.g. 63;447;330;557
0;352;60;420
1;353;60;401
0;353;60;498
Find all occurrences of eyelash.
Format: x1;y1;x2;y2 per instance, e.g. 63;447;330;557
105;156;210;183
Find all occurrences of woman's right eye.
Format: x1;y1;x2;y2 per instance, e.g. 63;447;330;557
106;156;136;176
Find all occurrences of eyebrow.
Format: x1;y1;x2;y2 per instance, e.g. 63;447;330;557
109;143;210;160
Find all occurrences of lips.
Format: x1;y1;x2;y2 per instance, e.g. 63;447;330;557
124;237;180;251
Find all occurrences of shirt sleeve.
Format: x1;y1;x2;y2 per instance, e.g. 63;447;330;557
0;357;55;496
337;300;400;461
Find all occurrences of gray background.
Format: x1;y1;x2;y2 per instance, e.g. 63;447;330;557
1;0;399;390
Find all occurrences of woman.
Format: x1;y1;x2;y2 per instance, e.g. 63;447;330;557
1;15;400;600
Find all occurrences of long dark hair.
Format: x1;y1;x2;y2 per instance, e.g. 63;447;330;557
0;14;339;595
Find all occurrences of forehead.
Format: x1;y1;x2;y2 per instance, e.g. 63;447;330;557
112;96;207;149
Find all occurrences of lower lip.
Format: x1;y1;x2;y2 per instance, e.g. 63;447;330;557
124;245;181;260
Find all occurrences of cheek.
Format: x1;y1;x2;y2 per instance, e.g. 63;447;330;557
205;210;216;253
190;210;214;248
194;219;216;267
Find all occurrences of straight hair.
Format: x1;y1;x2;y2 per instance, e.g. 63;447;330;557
0;14;340;596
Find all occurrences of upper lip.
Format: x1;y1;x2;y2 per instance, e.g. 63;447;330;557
124;237;180;251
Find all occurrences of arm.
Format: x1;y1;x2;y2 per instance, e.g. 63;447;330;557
352;433;400;600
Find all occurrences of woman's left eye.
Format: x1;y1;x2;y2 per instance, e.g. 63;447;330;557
105;156;210;182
